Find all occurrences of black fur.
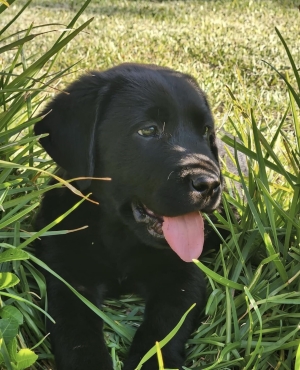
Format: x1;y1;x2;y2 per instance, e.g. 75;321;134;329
34;64;224;370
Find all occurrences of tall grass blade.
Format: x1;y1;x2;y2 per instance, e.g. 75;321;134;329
0;0;32;35
136;304;196;369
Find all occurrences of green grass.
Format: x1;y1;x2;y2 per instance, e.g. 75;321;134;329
0;0;299;369
2;0;300;115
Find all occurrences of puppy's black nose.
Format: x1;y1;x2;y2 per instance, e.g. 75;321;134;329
191;176;220;197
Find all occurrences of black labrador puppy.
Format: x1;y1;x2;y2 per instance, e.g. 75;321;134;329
34;64;224;370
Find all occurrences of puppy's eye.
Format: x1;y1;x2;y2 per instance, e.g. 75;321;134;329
138;126;158;137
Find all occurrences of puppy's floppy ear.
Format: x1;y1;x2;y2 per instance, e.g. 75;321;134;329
35;72;107;190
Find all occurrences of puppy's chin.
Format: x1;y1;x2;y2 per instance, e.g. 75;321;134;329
134;226;170;250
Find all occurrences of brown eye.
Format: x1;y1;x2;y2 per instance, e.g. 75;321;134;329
138;126;158;137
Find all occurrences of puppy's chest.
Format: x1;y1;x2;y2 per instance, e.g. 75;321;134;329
84;218;159;296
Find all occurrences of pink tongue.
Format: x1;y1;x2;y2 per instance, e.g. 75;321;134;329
162;212;204;262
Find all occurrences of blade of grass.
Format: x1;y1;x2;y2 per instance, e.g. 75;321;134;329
222;135;297;185
28;254;132;342
16;194;89;249
0;0;32;35
0;159;110;204
136;304;196;369
234;141;288;283
5;17;94;91
193;259;244;291
0;202;39;229
46;0;92;73
0;291;53;322
296;343;300;370
0;0;15;15
243;287;263;369
275;27;300;93
0;35;37;54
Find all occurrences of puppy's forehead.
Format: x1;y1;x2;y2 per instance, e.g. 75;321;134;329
103;66;213;130
122;69;208;110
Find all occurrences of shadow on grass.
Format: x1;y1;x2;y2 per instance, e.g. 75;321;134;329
29;0;300;17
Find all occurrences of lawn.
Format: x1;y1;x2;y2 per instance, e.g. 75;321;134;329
0;0;299;369
2;0;300;114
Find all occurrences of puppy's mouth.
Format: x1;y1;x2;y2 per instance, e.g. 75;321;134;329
131;201;205;262
131;202;164;238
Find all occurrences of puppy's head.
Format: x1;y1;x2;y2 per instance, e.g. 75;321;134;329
35;64;223;261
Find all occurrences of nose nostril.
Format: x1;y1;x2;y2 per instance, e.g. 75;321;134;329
192;181;209;194
191;177;220;196
212;182;220;192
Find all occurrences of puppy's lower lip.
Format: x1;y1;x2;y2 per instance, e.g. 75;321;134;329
131;202;164;237
143;204;163;222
